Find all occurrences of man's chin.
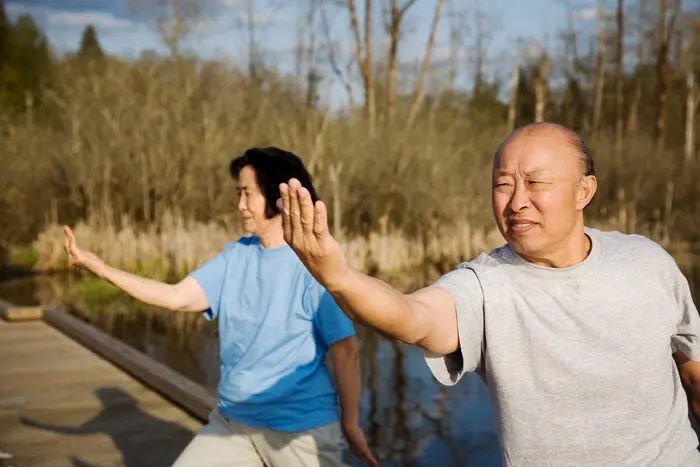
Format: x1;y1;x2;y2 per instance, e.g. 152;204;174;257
506;237;540;256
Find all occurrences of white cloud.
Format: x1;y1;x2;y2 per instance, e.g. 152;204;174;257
48;11;138;31
6;2;51;17
573;7;597;22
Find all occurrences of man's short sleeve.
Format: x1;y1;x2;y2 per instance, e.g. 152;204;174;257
424;266;485;386
670;265;700;361
305;281;356;347
188;248;229;320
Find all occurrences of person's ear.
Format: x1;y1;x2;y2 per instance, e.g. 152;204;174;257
576;175;597;211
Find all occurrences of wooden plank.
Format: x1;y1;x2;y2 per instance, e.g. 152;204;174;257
43;306;216;422
0;314;202;467
1;306;44;322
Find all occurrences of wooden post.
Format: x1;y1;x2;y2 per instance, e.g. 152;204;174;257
0;306;45;322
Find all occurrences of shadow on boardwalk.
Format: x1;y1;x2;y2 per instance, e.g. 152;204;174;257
21;387;195;467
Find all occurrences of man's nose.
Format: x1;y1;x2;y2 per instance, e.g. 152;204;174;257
509;184;530;212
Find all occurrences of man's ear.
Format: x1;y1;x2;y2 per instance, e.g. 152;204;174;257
576;175;597;211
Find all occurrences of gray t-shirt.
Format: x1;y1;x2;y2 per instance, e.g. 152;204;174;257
425;227;700;467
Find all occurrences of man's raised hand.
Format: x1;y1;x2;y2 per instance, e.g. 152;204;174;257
277;179;350;292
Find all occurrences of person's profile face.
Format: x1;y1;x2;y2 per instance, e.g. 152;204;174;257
236;165;269;235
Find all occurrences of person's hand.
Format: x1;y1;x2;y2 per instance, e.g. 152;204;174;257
343;424;378;467
277;178;351;292
63;225;106;276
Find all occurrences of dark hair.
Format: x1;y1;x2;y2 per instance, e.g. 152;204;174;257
230;147;320;218
572;133;596;177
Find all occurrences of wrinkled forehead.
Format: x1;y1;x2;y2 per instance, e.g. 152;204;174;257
492;132;579;178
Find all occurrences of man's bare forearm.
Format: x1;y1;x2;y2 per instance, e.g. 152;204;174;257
329;270;424;345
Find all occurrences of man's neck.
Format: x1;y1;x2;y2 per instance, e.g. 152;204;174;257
521;231;591;269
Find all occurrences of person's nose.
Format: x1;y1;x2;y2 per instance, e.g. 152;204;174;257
237;194;246;212
509;183;531;213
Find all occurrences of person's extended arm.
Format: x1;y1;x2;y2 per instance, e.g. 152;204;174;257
329;336;377;467
277;179;459;355
63;225;208;312
330;274;458;354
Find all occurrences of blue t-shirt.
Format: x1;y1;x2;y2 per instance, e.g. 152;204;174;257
188;236;356;432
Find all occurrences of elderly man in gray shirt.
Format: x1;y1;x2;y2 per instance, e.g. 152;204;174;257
277;122;700;467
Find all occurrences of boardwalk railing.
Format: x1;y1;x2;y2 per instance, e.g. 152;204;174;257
0;300;216;423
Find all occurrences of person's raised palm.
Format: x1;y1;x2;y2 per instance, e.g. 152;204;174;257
277;179;350;292
63;225;106;276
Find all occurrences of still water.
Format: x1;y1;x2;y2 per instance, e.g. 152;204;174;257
0;274;502;467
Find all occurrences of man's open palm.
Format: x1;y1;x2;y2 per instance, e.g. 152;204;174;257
277;179;350;292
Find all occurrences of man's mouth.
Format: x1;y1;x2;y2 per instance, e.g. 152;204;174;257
507;219;537;232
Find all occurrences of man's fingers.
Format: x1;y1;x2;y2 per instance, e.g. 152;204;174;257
279;183;291;242
288;179;303;239
298;187;314;235
313;200;329;238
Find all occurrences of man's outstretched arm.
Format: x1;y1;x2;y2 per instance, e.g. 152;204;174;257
278;179;459;356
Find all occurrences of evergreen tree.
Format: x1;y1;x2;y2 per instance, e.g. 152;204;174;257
0;2;9;69
0;14;51;114
78;25;103;59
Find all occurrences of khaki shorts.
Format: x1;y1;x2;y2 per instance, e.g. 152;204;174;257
172;408;349;467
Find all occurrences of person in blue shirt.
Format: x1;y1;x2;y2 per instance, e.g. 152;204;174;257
62;147;377;467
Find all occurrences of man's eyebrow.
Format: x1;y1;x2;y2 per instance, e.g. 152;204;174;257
494;169;513;177
493;168;554;177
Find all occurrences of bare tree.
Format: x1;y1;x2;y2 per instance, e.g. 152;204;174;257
447;0;465;97
655;0;683;152
685;67;696;164
347;0;376;135
295;0;321;111
655;0;671;151
535;46;549;123
385;0;418;125
472;8;487;94
130;0;206;58
405;0;447;130
682;29;697;165
507;52;519;133
615;0;625;149
627;0;650;136
319;0;357;112
593;0;607;133
562;0;578;76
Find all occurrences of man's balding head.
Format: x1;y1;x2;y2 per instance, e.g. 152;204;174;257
494;122;595;179
491;122;598;267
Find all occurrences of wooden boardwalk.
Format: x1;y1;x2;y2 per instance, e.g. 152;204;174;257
0;316;204;467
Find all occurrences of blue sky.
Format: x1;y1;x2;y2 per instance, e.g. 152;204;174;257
6;0;600;107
